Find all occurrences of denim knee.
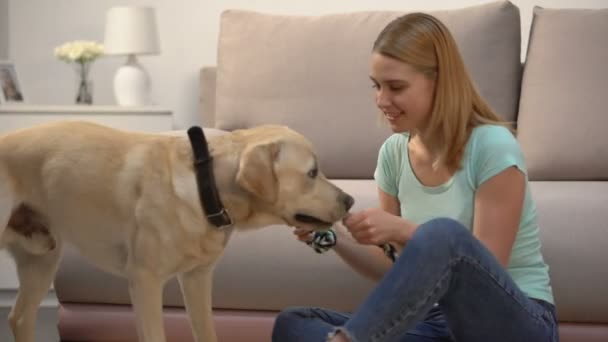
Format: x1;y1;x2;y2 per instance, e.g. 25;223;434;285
274;306;309;327
273;307;346;342
412;217;472;251
273;307;306;340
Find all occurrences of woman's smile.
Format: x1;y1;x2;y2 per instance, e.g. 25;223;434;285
384;111;405;122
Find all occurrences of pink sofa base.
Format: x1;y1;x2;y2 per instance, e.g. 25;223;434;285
57;303;608;342
57;303;277;342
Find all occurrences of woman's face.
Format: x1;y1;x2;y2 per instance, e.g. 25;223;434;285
369;52;436;133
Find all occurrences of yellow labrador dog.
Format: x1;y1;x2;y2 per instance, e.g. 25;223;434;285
0;121;354;342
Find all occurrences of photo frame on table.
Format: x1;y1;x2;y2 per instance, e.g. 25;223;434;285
0;60;24;104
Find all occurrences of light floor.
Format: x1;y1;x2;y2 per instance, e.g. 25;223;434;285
0;306;60;342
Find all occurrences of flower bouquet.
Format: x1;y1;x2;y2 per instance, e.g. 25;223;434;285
54;40;104;104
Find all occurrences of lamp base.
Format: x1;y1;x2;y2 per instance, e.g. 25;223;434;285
113;55;150;106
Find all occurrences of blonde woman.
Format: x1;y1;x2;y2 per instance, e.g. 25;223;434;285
272;13;558;342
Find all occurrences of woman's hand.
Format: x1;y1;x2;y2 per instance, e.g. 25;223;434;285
342;208;415;246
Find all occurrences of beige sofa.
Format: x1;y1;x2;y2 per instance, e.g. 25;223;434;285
54;2;608;341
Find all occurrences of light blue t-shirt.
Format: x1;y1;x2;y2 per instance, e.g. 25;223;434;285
374;124;554;304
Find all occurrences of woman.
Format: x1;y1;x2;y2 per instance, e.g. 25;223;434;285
271;12;558;342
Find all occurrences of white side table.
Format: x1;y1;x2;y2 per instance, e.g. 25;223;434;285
0;105;173;134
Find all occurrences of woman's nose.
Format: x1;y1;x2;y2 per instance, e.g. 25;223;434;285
375;89;390;108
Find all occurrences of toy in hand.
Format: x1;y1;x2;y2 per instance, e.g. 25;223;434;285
306;228;398;262
383;243;397;262
306;229;337;253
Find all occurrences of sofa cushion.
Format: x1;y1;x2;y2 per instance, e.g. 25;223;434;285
517;7;608;181
531;181;608;324
199;67;217;128
214;1;521;178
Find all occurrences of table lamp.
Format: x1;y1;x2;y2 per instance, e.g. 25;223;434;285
104;6;160;106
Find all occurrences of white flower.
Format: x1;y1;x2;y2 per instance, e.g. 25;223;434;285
54;40;104;64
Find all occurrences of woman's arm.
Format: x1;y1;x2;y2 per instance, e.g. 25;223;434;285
378;187;401;216
331;224;393;281
292;222;394;282
473;166;525;268
376;188;414;253
332;188;415;281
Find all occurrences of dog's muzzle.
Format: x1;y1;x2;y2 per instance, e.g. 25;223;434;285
294;214;332;227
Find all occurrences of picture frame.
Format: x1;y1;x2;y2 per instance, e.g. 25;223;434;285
0;61;25;104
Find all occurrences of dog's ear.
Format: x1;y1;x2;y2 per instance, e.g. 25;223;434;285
236;141;280;203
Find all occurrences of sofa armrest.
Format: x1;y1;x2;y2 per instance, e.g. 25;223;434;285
200;66;217;128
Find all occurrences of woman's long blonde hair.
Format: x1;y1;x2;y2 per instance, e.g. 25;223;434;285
373;13;512;172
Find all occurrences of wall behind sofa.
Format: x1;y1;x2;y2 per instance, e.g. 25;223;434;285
0;0;606;295
4;0;607;130
0;0;7;59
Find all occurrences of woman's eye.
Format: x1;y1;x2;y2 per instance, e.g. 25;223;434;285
371;83;379;90
308;168;318;178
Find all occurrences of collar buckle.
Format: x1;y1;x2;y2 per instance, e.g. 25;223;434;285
207;208;233;229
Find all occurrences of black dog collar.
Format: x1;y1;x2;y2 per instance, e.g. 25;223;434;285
187;126;232;229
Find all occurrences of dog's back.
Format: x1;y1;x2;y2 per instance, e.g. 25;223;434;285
0;121;179;264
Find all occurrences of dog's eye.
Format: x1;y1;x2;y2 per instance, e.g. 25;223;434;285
308;168;318;178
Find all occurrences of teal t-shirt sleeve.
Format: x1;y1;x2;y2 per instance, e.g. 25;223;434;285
374;134;404;196
470;125;527;188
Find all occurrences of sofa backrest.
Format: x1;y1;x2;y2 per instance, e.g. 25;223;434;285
199;67;217;128
517;7;608;181
205;1;522;179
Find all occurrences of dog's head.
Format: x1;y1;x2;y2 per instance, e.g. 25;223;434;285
235;125;354;230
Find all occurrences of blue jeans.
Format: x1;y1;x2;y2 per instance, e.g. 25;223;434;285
272;218;559;342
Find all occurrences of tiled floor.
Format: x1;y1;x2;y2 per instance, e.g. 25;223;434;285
0;306;60;342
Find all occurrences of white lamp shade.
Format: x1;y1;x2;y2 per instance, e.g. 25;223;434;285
104;6;160;55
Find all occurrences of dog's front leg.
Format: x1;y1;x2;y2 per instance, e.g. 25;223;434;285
178;265;217;342
128;270;167;342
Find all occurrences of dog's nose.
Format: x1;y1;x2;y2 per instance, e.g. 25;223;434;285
341;193;355;211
